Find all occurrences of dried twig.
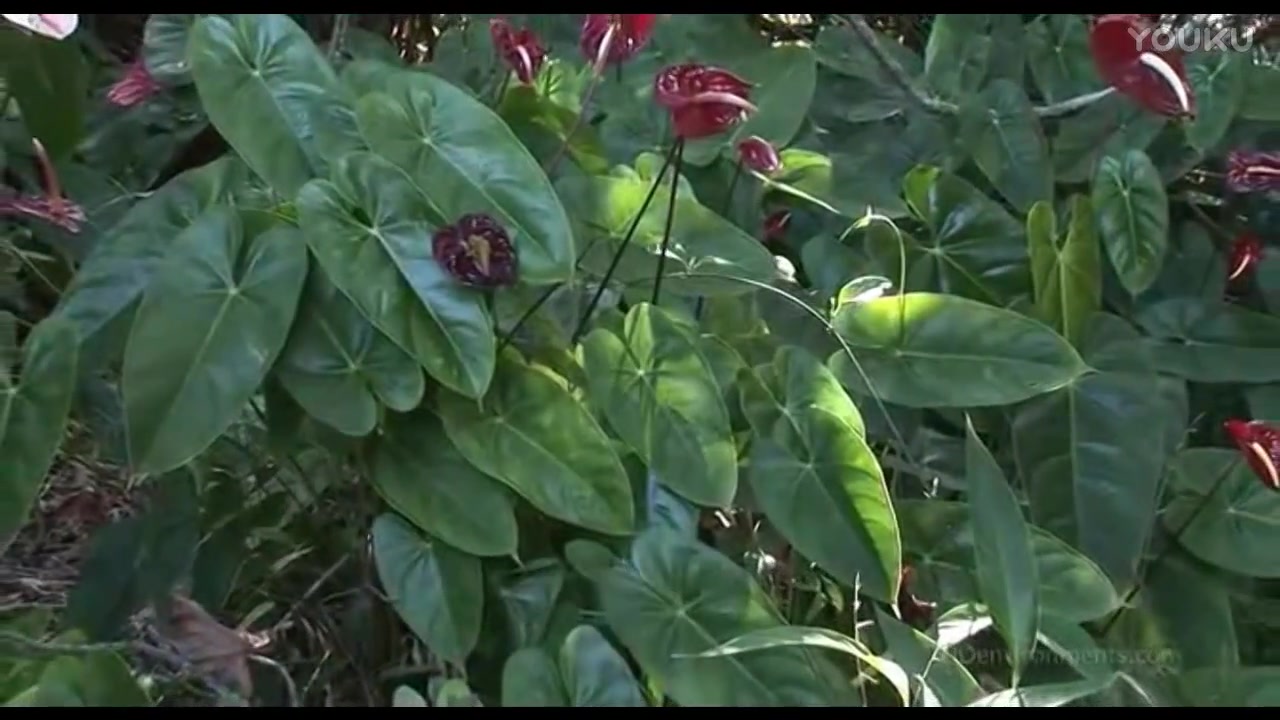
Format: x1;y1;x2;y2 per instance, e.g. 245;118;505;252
838;14;1115;119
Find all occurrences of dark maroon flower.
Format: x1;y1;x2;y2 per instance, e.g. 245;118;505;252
654;64;755;140
0;138;84;233
897;566;937;629
489;18;547;85
737;135;781;175
1227;233;1264;283
432;213;518;288
1089;14;1195;119
0;192;85;233
1226;150;1280;194
107;57;162;108
579;14;657;70
1225;419;1280;491
763;210;790;242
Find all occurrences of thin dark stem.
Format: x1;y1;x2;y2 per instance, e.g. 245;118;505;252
569;140;681;344
651;138;685;306
546;73;603;175
496;282;561;352
1096;459;1239;639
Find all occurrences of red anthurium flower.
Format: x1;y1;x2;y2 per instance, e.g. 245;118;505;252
737;135;781;175
0;138;84;233
1227;233;1264;283
489;18;547;85
897;566;937;629
1226;150;1280;194
432;213;518;288
580;14;657;70
1225;419;1280;491
763;209;790;242
107;57;162;108
654;64;756;140
1089;14;1195;119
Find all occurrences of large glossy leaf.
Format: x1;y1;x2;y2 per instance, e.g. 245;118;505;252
1240;63;1280;121
502;647;568;707
189;14;346;196
924;15;992;102
355;71;575;285
897;500;1119;623
874;608;983;707
52;158;241;348
295;151;494;398
829;293;1087;408
0;318;78;547
597;528;859;706
1185;52;1247;152
1052;94;1165;183
1027;197;1100;348
371;513;482;664
1025;15;1103;103
142;14;200;83
438;349;633;535
1164;448;1280;578
562;163;776;298
274;272;423;436
560;625;648;707
959;80;1052;214
494;558;567;649
683;44;817;166
0;26;87;159
967;674;1117;707
871;165;1028;305
1136;298;1280;383
1013;313;1176;588
1176;666;1280;706
964;418;1038;684
371;410;518;558
741;346;900;602
692;626;911;707
582;303;736;507
1092;149;1168;296
123;208;306;474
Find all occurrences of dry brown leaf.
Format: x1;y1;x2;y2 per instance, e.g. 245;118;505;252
163;593;264;697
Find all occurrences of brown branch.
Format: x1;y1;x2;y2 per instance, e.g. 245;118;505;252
839;14;1115;119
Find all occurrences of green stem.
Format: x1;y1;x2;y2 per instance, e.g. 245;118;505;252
1096;458;1239;639
651;138;685;306
569;139;682;344
546;72;603;175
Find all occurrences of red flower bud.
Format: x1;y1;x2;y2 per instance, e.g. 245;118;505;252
1089;14;1195;119
654;64;756;140
1227;233;1264;283
737;135;781;175
489;18;547;86
432;213;519;289
1226;150;1280;194
580;14;657;70
1225;419;1280;491
897;566;937;629
107;57;162;108
763;210;790;242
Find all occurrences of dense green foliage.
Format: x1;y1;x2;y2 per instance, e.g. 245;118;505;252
1;12;1279;707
